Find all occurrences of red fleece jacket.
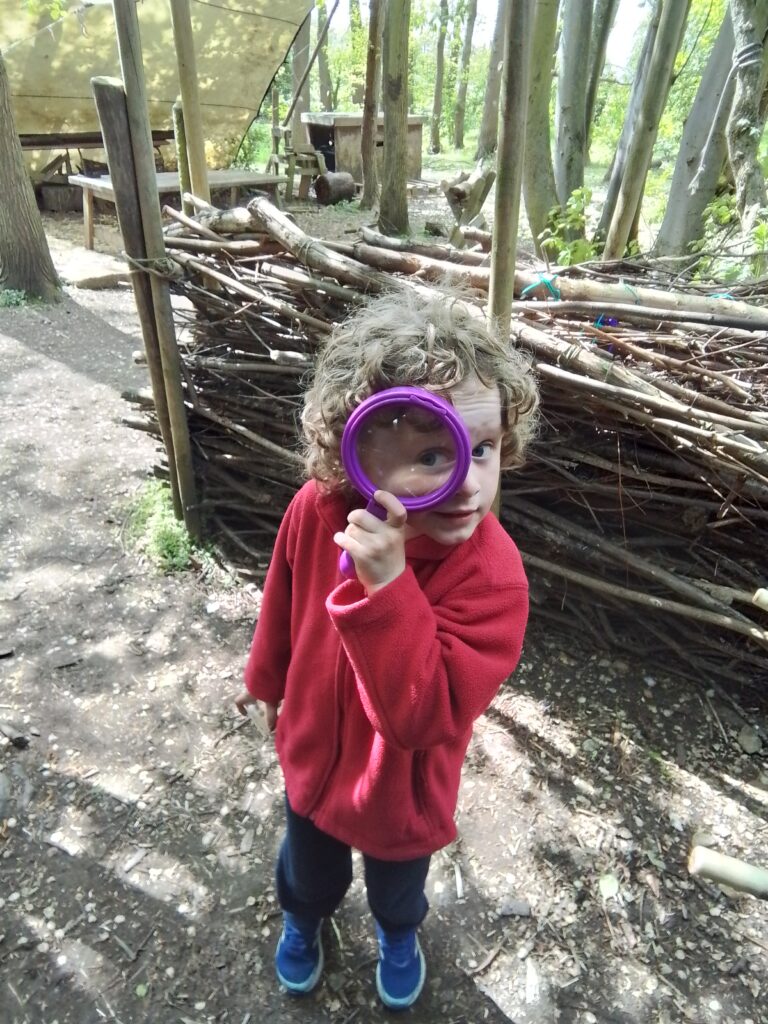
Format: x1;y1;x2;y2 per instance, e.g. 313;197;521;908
244;480;528;860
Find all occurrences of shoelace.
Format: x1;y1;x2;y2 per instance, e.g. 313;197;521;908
379;934;415;968
282;922;316;955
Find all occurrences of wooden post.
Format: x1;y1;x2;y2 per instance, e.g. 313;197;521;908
172;100;193;216
92;76;182;520
112;0;200;536
168;0;210;204
489;0;534;338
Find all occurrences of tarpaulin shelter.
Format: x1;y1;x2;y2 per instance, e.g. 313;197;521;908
1;0;313;170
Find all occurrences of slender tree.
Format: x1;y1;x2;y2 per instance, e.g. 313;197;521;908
554;0;593;208
602;0;691;259
727;0;768;236
475;0;507;160
653;10;736;256
453;0;478;148
523;0;560;250
490;0;535;336
597;1;663;241
379;0;411;235
0;50;60;302
349;0;366;106
360;0;384;210
430;0;450;153
585;0;620;150
316;0;334;111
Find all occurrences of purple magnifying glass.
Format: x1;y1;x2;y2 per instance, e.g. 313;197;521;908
338;386;472;578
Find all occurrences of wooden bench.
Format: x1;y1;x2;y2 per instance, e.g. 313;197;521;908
67;170;287;249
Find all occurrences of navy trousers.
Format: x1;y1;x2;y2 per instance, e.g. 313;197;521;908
276;797;431;935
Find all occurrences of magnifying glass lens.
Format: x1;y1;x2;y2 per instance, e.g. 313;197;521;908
355;404;460;498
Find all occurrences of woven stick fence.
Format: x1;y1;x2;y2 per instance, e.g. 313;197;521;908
125;197;768;688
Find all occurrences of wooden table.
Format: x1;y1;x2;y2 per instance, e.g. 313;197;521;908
67;170;287;249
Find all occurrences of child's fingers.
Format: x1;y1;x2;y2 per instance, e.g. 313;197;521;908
372;490;408;527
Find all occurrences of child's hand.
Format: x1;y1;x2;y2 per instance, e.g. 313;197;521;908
234;690;279;732
334;489;408;594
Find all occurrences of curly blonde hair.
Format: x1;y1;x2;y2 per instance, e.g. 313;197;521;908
302;287;539;490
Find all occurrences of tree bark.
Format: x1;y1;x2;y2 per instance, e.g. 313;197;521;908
727;0;768;235
360;0;384;210
490;0;535;337
475;0;507;160
316;0;334;111
585;0;620;150
379;0;411;235
554;0;593;207
430;0;450;153
602;0;691;260
653;11;735;256
523;0;560;250
0;51;60;302
453;0;478;149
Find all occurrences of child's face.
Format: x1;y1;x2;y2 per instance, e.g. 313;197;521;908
405;376;503;546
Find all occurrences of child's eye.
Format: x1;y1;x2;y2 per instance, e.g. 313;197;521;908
417;448;450;468
472;442;493;459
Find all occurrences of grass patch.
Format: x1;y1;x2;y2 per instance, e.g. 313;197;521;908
0;289;28;308
124;480;209;573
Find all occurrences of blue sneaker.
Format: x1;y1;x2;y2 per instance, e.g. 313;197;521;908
375;924;426;1010
275;912;324;994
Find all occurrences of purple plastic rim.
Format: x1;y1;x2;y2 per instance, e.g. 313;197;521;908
339;386;472;510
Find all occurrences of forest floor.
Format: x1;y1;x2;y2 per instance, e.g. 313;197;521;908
0;199;767;1024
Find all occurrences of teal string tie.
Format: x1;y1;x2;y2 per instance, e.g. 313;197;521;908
710;291;736;300
621;281;641;304
521;274;561;300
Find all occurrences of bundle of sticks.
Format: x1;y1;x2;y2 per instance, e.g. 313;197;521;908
126;196;768;689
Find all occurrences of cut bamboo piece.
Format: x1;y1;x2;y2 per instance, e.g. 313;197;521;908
688;846;768;898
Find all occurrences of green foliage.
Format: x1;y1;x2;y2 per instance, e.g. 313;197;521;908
538;188;600;266
0;289;28;308
22;0;68;19
124;481;207;574
690;194;768;282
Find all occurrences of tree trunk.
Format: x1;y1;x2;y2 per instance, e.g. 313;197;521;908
653;11;735;256
291;14;311;146
349;0;366;107
554;0;593;208
523;0;560;250
490;0;535;337
379;0;411;235
430;0;450;154
360;0;384;210
727;0;768;235
475;0;507;160
585;0;620;150
602;0;691;260
597;1;662;241
453;0;478;149
316;0;334;111
0;51;60;302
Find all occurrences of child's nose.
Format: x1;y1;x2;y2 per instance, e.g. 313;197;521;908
456;465;480;498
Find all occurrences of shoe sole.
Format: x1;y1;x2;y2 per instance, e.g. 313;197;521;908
376;938;426;1010
276;933;324;995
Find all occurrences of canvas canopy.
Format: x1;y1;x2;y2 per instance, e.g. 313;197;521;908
1;0;312;168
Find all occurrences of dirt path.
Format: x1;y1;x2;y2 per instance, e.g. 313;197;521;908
1;218;766;1024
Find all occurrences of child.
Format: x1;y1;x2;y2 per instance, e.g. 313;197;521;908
234;288;538;1009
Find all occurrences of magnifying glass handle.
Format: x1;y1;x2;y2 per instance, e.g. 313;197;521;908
338;498;388;579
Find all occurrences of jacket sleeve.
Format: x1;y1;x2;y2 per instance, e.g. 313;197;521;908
326;562;528;750
242;496;297;704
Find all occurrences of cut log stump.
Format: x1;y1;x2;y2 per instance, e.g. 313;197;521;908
315;171;356;206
